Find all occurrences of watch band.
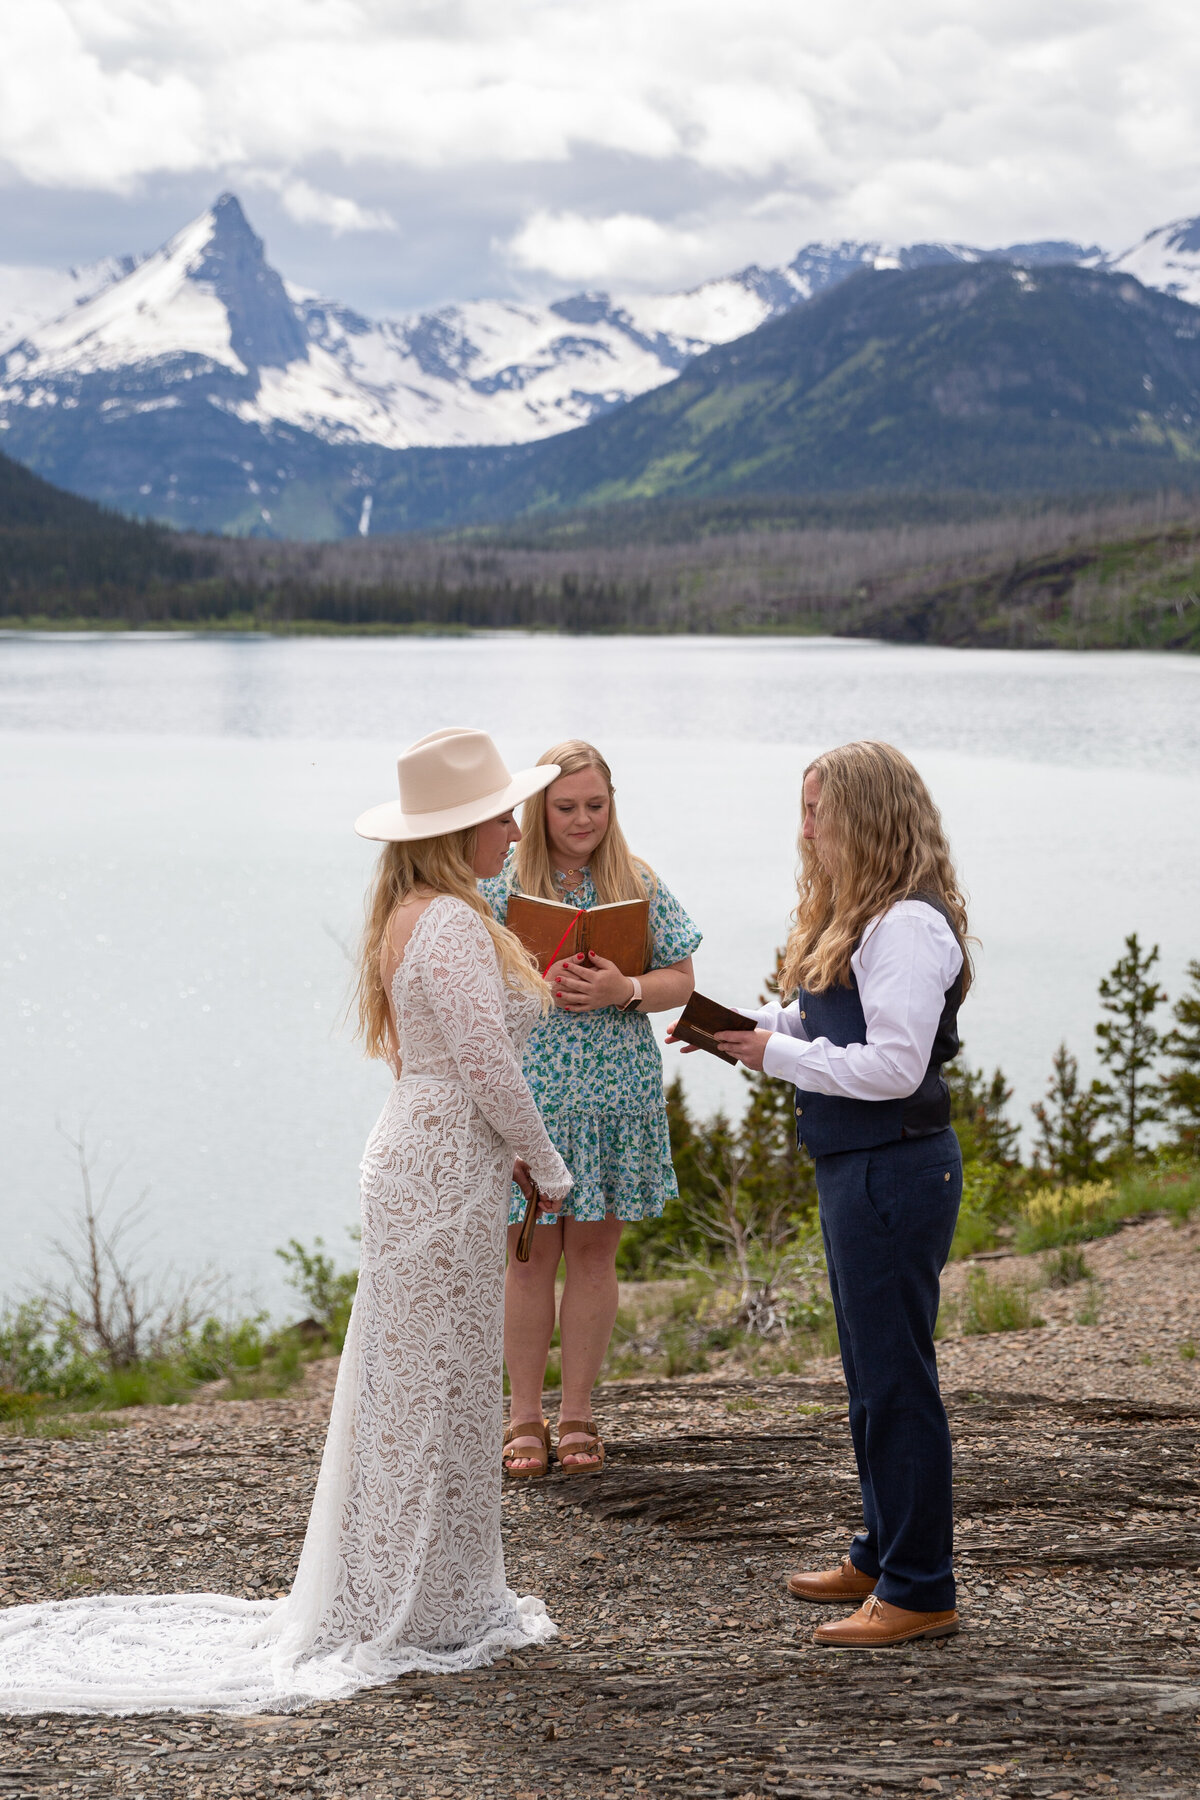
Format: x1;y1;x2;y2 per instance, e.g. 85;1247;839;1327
620;976;643;1013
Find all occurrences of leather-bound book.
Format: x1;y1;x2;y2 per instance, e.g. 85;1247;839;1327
672;992;756;1064
506;893;650;976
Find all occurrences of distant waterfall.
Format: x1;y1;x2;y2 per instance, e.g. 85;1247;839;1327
358;495;373;537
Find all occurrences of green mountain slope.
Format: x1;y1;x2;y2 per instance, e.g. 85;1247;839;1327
0;447;207;611
369;263;1200;529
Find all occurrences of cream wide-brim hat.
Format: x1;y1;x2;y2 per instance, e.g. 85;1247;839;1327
354;727;560;842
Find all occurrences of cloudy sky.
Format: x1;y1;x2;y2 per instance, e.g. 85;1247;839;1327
4;0;1200;315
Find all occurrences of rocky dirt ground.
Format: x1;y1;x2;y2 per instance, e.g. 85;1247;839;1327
0;1216;1197;1800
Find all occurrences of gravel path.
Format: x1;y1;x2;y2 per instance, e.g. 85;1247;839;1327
1;1215;1197;1800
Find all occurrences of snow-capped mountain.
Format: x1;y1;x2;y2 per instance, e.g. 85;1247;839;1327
0;188;1190;535
0;194;1104;465
783;236;1099;300
0;196;808;458
1105;216;1200;306
0;253;141;358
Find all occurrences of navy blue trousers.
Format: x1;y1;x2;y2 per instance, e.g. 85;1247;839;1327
815;1127;962;1613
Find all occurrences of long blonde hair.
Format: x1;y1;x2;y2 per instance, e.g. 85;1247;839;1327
780;740;972;998
354;828;549;1061
514;740;656;906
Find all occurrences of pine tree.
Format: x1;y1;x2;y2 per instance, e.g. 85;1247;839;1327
1161;958;1200;1156
1094;933;1166;1158
1030;1041;1107;1183
615;1075;710;1276
738;1060;818;1223
737;948;817;1223
946;1058;1021;1170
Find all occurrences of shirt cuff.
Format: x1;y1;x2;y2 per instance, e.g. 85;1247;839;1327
761;1031;808;1085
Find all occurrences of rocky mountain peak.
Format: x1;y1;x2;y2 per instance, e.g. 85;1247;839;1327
183;192;307;371
1155;216;1200;255
1106;214;1200;305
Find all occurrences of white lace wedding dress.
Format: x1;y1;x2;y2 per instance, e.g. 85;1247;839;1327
0;897;571;1715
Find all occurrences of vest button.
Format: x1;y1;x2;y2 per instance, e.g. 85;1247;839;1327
944;1172;951;1181
800;1010;806;1020
796;1108;803;1117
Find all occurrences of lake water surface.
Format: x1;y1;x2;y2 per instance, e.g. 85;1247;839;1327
3;633;1198;1315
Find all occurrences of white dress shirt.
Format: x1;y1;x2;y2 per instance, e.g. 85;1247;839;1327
745;900;963;1101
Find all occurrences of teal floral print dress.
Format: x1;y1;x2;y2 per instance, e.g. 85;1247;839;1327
480;851;702;1224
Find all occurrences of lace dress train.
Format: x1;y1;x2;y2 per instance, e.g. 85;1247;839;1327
0;898;571;1715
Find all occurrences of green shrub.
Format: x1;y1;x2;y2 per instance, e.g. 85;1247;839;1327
181;1313;272;1382
0;1293;311;1419
950;1205;1002;1260
1016;1180;1119;1251
0;1390;42;1421
0;1300;101;1401
948;1162;1017;1261
1116;1162;1200;1225
661;1321;709;1377
1043;1246;1093;1288
276;1236;358;1350
1075;1287;1102;1326
960;1269;1044;1336
88;1360;199;1410
1015;1164;1200;1252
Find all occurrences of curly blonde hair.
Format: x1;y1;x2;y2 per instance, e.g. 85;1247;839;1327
780;740;972;998
354;828;549;1062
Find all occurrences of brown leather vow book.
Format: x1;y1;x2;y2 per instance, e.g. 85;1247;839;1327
506;893;650;976
672;992;756;1065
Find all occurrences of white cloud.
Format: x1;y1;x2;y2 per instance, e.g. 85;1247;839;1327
506;210;713;285
5;0;1200;289
246;171;395;234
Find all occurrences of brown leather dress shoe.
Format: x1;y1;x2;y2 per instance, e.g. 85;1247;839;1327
786;1554;878;1603
813;1594;960;1648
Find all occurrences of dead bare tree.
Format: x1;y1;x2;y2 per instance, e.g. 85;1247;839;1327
688;1145;825;1339
49;1125;225;1368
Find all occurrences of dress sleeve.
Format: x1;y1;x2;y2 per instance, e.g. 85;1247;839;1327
646;873;702;969
416;903;572;1197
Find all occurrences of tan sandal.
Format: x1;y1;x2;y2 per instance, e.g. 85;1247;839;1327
555;1419;605;1477
503;1419;550;1480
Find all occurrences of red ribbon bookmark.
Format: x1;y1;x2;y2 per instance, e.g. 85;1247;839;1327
542;908;586;974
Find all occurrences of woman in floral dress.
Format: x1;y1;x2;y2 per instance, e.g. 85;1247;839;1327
481;740;700;1476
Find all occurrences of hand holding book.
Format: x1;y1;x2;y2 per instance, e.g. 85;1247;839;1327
506;893;650;977
666;992;771;1069
551;951;634;1013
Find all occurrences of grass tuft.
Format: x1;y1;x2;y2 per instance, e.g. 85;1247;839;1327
960;1268;1045;1336
1043;1245;1094;1288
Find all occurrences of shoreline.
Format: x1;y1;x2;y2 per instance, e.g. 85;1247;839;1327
1;619;1196;651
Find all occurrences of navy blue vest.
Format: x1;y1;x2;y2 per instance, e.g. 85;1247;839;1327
793;899;963;1160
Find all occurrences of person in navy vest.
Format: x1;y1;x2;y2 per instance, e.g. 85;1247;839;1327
687;740;970;1648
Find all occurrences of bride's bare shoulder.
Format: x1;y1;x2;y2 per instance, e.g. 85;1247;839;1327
381;894;481;973
381;894;440;980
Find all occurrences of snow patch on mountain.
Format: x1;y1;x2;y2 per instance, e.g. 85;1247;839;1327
0;254;140;355
287;288;755;447
2;211;243;383
1106;217;1200;306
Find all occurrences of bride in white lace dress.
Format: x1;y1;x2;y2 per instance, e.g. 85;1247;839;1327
0;730;571;1716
